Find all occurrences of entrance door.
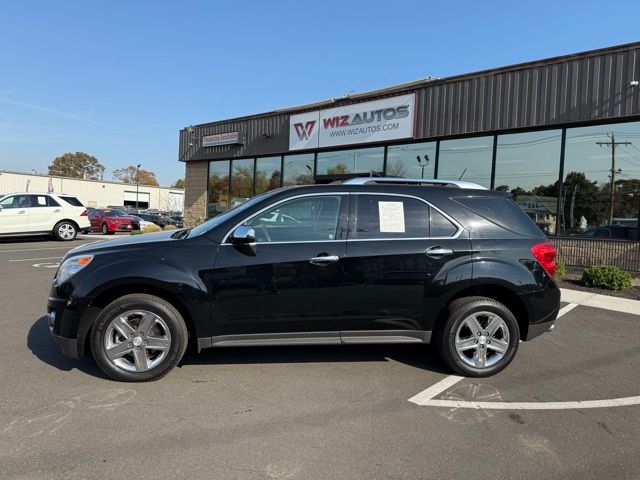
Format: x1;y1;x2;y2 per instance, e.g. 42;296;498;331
210;194;349;342
340;193;473;342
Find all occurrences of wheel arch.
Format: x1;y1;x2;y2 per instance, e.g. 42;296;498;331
438;283;530;341
80;283;198;357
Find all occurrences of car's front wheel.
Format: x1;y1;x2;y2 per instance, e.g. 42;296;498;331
53;221;77;241
91;294;188;382
435;296;520;377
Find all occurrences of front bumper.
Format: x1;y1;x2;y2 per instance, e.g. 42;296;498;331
47;294;84;359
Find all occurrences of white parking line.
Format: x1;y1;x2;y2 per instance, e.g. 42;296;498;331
408;300;591;409
9;256;64;262
412;396;640;410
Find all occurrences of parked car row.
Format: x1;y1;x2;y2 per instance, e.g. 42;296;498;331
0;191;183;241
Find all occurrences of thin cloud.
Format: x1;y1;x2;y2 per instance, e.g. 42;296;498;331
0;97;113;128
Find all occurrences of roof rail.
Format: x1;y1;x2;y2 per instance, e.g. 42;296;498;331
340;177;487;190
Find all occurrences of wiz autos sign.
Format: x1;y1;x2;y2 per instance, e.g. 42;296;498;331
289;94;416;150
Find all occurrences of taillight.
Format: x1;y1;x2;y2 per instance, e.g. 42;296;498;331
80;210;88;216
531;241;557;276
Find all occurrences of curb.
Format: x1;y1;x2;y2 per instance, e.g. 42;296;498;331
560;287;640;316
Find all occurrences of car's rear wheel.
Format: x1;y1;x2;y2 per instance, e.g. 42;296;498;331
435;296;520;377
53;221;77;241
91;294;188;382
101;223;114;235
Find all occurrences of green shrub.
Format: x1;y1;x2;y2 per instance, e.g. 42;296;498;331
555;259;566;278
141;224;162;234
130;229;142;236
163;224;177;231
581;265;632;291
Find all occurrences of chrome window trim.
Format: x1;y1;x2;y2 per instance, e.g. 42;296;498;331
221;191;463;245
221;192;348;245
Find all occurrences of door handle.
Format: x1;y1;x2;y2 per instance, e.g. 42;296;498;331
309;255;340;266
425;246;454;258
53;209;61;213
17;210;26;214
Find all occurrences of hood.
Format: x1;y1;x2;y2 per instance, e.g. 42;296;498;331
67;229;180;256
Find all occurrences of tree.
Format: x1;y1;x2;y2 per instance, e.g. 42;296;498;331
327;163;350;175
113;165;159;186
48;152;105;179
510;186;530;197
562;171;606;231
171;179;185;189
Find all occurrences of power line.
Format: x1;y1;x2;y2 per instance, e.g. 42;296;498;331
596;133;632;225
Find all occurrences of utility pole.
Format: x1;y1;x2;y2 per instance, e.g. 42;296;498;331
596;133;631;225
135;163;141;211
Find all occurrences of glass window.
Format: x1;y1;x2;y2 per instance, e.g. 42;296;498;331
32;195;49;207
247;195;342;243
351;195;430;239
438;136;493;188
230;158;254;208
58;196;81;207
208;160;230;218
386;142;436;178
317;147;384;176
430;209;458;237
283;153;314;186
494;130;562;235
255;156;282;194
561;121;640;235
0;196;16;208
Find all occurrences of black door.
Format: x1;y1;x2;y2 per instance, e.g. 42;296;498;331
341;193;473;343
210;194;349;342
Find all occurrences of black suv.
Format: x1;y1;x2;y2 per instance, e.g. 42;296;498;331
47;178;560;381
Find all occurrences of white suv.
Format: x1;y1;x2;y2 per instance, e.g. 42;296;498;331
0;192;91;241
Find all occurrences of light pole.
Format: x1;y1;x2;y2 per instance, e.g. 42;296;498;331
416;155;430;179
135;164;141;211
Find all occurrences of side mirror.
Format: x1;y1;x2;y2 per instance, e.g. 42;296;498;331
229;225;256;245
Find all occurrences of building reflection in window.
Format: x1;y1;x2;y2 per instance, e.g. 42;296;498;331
438;136;493;188
386;142;436;178
283;153;314;186
207;160;230;218
561;121;640;235
255;156;282;194
317;147;384;176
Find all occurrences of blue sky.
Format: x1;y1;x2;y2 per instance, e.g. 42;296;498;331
0;0;638;186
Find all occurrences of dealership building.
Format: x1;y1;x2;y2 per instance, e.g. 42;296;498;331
179;42;640;235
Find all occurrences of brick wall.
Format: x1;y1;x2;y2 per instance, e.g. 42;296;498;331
184;161;208;227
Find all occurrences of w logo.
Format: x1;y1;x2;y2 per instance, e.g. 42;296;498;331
294;121;316;141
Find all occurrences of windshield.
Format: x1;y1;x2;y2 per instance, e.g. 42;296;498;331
105;209;126;216
189;190;281;238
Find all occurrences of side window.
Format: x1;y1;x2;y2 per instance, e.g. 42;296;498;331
246;195;342;243
430;208;458;237
47;196;60;207
31;195;49;207
12;195;32;209
246;195;341;242
351;195;429;239
0;196;16;208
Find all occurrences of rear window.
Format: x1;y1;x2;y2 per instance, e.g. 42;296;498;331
59;196;84;207
454;196;544;237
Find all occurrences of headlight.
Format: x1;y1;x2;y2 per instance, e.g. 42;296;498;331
56;255;94;284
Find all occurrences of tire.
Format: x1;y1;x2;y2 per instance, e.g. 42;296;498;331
53;221;77;241
91;294;189;382
101;223;114;235
435;296;520;377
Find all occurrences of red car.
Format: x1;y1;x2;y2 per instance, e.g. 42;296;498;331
88;209;140;235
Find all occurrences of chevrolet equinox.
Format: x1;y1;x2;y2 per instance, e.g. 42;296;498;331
47;178;560;381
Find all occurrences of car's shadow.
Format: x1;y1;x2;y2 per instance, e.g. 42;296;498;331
28;316;451;379
27;316;111;380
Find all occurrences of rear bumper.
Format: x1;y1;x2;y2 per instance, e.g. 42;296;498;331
520;278;561;341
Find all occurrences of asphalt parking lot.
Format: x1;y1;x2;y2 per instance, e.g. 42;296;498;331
1;237;639;480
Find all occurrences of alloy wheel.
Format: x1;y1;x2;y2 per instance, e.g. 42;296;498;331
103;310;172;372
454;311;510;369
58;223;76;240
